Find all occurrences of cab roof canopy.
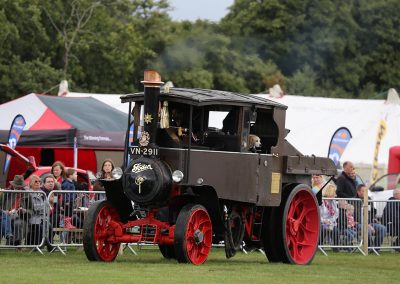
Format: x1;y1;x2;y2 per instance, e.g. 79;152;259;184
121;88;287;109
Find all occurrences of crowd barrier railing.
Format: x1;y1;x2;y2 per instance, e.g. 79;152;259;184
0;190;47;254
318;198;365;255
1;189;399;255
46;190;105;254
368;199;399;254
318;197;400;255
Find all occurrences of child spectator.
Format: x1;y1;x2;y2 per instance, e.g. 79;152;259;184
62;168;77;229
343;204;358;245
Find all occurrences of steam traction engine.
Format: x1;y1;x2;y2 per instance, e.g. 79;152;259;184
83;70;337;265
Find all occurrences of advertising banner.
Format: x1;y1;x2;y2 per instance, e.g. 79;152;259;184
370;119;387;184
3;114;26;174
328;127;352;168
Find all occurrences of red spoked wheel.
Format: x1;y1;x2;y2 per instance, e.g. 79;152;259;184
174;204;212;265
83;200;121;262
282;185;320;264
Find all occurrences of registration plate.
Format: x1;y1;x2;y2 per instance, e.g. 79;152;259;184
129;146;159;156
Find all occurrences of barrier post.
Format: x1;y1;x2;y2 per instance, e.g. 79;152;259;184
362;192;369;255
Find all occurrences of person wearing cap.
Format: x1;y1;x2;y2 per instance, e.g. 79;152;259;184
0;175;27;246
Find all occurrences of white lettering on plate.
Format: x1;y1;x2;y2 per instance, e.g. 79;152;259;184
131;163;153;173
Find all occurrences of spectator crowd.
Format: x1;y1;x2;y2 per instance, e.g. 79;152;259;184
313;161;399;253
0;159;116;251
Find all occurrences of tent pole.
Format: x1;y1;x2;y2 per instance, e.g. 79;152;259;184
73;134;78;169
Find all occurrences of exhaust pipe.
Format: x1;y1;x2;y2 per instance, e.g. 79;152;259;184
141;70;163;148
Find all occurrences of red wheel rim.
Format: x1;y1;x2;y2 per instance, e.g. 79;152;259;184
184;208;212;265
94;204;120;261
285;189;319;264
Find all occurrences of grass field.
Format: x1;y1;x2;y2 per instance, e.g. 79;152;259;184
1;247;399;283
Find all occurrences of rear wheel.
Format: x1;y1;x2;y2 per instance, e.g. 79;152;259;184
174;204;212;265
283;185;320;264
83;200;121;262
262;185;320;264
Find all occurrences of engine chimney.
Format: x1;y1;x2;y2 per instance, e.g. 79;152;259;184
141;70;163;147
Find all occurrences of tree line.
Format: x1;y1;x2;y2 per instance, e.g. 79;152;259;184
0;0;399;104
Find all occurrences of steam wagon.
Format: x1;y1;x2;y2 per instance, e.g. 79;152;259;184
83;70;337;265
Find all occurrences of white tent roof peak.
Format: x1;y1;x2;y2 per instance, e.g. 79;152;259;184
258;93;400;169
163;81;174;93
58;80;69;97
269;84;284;98
386;88;400;105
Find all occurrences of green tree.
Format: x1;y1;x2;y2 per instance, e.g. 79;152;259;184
0;0;62;103
41;0;173;93
355;0;400;92
156;21;283;94
222;0;362;97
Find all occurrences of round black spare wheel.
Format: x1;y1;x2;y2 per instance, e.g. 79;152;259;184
124;157;171;204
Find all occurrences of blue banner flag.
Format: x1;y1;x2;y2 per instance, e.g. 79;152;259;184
327;127;352;168
3;114;26;174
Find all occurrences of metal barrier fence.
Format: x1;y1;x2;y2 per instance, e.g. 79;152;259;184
1;189;399;255
318;198;365;255
0;190;47;253
368;199;399;253
318;197;400;255
0;189;106;254
47;190;106;254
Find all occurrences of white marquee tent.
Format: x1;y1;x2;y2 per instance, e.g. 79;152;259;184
260;89;400;180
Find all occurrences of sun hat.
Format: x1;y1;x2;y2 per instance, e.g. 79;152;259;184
10;175;26;188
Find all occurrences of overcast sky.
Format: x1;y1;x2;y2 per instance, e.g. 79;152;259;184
168;0;234;22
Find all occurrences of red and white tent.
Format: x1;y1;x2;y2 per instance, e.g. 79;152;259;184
0;93;128;183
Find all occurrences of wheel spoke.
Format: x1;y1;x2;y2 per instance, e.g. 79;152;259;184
299;219;319;234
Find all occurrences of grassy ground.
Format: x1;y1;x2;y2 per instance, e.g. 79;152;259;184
0;247;399;283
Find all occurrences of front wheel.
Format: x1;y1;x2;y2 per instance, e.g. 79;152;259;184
174;204;212;265
83;200;121;262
